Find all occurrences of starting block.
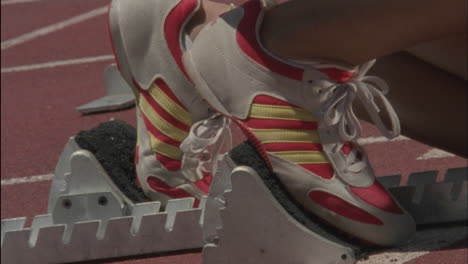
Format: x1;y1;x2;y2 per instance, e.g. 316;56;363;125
203;142;467;264
2;134;206;264
1;121;467;264
203;161;357;264
76;64;135;114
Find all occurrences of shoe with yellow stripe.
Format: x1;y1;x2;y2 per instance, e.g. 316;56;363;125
183;0;416;245
108;0;214;207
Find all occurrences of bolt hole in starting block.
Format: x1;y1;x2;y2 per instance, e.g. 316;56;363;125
2;66;467;263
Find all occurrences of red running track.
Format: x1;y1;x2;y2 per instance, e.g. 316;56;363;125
1;0;466;263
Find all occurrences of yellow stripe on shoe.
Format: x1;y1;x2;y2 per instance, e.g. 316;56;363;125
148;82;193;126
250;104;316;121
269;150;329;164
148;134;183;160
250;129;321;144
139;96;189;142
244;95;335;180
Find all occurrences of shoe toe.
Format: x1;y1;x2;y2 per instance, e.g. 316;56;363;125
376;210;416;247
308;182;416;247
351;180;416;246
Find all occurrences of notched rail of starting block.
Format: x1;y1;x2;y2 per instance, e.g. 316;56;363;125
1;199;205;264
377;167;468;225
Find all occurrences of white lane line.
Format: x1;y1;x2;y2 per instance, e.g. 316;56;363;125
357;135;409;145
1;55;114;73
358;225;467;264
1;174;54;186
416;148;456;160
1;6;108;50
1;0;40;6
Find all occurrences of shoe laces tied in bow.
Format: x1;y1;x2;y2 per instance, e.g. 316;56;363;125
319;59;400;143
179;114;232;182
317;60;401;173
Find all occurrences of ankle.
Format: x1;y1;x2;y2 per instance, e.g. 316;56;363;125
186;0;230;41
186;1;206;41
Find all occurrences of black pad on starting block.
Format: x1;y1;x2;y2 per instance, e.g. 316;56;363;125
74;120;147;203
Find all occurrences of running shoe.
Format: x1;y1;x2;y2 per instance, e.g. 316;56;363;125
108;0;214;207
183;0;416;245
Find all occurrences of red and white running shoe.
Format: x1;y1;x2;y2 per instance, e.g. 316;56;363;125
183;0;416;245
108;0;217;207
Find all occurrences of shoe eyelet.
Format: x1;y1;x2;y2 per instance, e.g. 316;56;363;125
199;153;211;161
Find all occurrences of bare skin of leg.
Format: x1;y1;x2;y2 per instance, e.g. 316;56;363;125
364;53;467;158
186;0;467;158
261;0;467;66
187;0;229;41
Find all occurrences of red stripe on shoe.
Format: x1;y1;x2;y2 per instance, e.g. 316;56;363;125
300;164;334;179
242;94;333;179
140;112;182;147
237;0;304;81
193;172;212;194
156;154;182;171
350;181;404;215
309;191;384;225
154;78;189;111
147;176;196;199
341;142;353;155
138;87;190;132
133;78;187;112
133;146;143;191
264;142;323;152
164;0;197;80
318;68;354;83
252;95;300;107
243;119;316;130
141;111;183;171
233;117;273;168
244;118;318;130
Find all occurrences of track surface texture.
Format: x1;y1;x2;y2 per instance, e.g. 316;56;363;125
1;0;467;263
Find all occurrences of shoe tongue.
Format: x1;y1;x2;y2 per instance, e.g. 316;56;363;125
340;141;354;155
292;59;358;82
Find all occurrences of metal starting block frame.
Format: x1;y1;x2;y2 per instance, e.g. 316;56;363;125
203;161;357;264
1;137;467;264
1;138;205;264
76;64;135;114
202;159;467;264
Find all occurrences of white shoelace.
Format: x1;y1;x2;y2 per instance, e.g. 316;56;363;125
318;60;401;173
319;60;400;142
179;114;232;182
